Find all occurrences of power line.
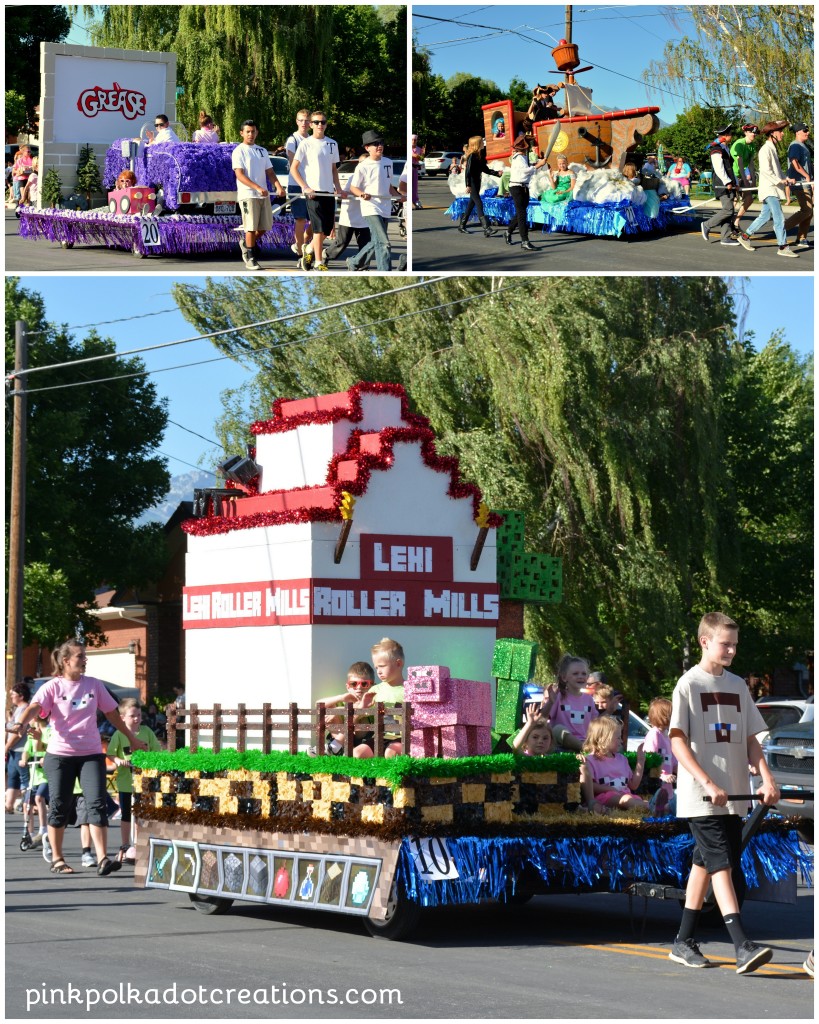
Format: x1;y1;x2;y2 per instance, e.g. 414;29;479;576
25;307;180;337
18;282;529;396
7;279;448;381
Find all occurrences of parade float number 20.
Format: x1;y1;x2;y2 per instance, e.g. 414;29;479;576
131;382;808;940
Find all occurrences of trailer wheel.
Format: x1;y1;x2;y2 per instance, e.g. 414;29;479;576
363;884;421;940
188;893;234;916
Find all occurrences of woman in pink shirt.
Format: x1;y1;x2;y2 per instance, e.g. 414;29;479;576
11;640;147;876
193;111;220;144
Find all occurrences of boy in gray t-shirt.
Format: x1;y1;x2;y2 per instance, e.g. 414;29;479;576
668;612;779;975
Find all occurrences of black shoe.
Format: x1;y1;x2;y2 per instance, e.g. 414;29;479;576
457;222;468;233
504;231;513;245
735;941;773;975
520;241;536;251
669;937;712;968
483;225;498;237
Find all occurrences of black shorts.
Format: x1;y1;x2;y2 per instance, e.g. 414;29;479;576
307;195;335;234
687;814;743;875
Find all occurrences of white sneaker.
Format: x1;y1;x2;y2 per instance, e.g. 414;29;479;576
792;239;810;251
290;242;301;256
42;834;53;863
314;262;329;272
81;851;97;868
777;246;799;258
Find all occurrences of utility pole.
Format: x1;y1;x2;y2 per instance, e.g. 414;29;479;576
565;4;573;44
6;320;27;693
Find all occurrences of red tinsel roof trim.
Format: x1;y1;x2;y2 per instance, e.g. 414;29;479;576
182;383;502;536
250;380;430;436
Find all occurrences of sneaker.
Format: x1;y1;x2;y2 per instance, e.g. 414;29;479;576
345;257;363;272
239;237;249;258
30;832;43;847
314;262;329;272
42;834;53;864
244;252;261;271
125;845;137;864
737;233;754;251
81;851;97;868
777;246;799;258
301;243;314;270
290;242;301;256
720;239;740;246
700;223;710;242
669;937;712;968
792;239;810;251
803;950;814;977
735;940;773;975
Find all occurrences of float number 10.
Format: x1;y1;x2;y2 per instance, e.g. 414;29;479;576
409;837;460;880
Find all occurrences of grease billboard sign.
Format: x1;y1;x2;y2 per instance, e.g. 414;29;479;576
53;55;167;142
183;534;499;629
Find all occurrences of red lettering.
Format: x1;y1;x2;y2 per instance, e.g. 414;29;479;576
76;82;147;121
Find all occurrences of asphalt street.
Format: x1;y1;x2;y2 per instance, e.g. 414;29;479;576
411;177;815;273
5;828;813;1020
4;209;407;275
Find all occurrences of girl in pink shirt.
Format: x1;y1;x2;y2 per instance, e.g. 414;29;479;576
12;640;147;876
580;715;650;812
543;654;598;751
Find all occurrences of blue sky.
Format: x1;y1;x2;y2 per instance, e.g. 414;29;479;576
20;276;814;481
414;4;729;123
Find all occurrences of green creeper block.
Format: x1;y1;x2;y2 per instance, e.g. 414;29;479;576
495;677;525;734
492;637;538;683
495;509;563;604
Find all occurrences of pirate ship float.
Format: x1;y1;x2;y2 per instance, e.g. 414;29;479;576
132;382;806;939
446;7;694;238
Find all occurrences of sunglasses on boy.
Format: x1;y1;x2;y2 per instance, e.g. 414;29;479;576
347;678;372;689
312;119;327;125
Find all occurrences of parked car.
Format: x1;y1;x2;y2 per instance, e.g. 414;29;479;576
763;699;813;835
424;151;462;176
755;698;808;745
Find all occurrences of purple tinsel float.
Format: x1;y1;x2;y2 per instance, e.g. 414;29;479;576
18;207;295;257
106;139;245;210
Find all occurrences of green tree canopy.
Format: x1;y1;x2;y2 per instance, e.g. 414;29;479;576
170;277;813;702
5;278;171;646
74;5;406;150
648;104;743;169
5;6;71;125
643;5;814;125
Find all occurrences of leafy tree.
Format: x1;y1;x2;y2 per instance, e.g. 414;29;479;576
76;143;102;206
170;278;811;700
75;5;406;150
6;91;27;136
22;562;83;652
647;103;743;170
412;44;450;147
5;279;171;645
440;73;505;146
5;6;71;123
508;76;533;113
643;5;814;126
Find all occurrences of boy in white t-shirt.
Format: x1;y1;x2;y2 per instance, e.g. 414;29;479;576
231;120;286;271
668;611;779;976
285;108;313;259
346;130;403;272
290;111;345;271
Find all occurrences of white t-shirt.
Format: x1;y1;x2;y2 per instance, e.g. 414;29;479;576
150;126;180;145
670;664;767;818
349;158;394;218
285;131;310;189
338;195;367;229
293;135;339;193
232;143;273;200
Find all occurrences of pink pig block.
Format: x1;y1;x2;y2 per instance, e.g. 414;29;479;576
405;665;493;758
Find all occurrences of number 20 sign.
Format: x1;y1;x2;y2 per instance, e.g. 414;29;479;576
409;837;460;880
139;217;161;247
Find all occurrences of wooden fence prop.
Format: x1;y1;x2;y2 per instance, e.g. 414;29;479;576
164;701;412;757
